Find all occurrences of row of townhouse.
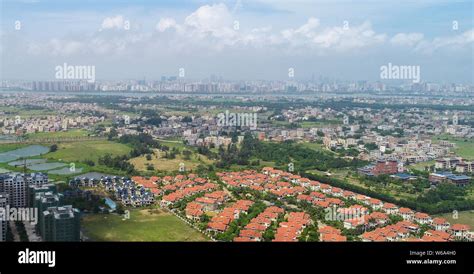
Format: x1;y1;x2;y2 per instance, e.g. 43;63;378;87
207;200;254;233
272;212;311;242
218;167;473;241
235;167;474;241
185;191;229;220
185;202;205;221
319;226;347;242
160;181;217;207
234;206;284;242
361;221;420;242
194;191;228;212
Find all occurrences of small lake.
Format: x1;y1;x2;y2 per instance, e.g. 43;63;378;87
0;145;49;163
48;167;84;175
8;159;47;166
28;162;67;171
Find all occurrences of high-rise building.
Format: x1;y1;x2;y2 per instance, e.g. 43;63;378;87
0;193;9;242
0;173;48;208
35;192;62;237
41;206;80;242
28;183;57;207
0;173;27;208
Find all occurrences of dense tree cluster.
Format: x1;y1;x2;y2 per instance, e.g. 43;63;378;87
215;132;367;171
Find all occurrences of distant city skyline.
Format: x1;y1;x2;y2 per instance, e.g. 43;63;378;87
0;0;473;83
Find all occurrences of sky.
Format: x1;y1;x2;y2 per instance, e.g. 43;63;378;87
0;0;473;83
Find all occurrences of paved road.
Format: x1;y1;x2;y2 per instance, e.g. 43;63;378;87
23;221;42;241
8;221;20;241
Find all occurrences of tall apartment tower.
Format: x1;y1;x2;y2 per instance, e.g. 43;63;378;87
41;206;80;242
0;174;27;208
0;173;49;208
28;183;57;207
35;192;62;237
0;193;9;242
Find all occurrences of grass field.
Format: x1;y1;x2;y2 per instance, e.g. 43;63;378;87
0;106;55;117
82;208;208;241
45;140;132;162
26;129;91;139
410;160;435;172
307;169;418;200
156;139;186;149
130;149;213;172
432;135;474;160
434;210;474;228
299;142;332;154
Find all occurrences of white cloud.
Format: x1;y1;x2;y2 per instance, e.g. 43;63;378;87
415;29;474;53
183;3;237;42
100;15;126;30
184;4;232;33
390;33;424;47
12;4;474;59
289;17;320;39
281;21;386;51
156;18;177;32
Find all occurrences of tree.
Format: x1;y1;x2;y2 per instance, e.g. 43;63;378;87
49;144;58;152
182;150;192;160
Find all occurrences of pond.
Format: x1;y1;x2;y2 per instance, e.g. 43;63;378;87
28;162;68;171
0;145;49;163
48;167;84;175
8;159;47;166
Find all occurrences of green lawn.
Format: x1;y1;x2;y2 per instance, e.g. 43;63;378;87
435;210;474;228
45;140;131;162
130;148;213;172
26;129;91;139
82;208;208;241
0;106;55;117
307;169;418;200
410;160;435;172
156;139;186;149
433;135;474;160
299;142;332;154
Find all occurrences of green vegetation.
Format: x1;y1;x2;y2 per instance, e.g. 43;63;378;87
82;208;208;241
214;133;367;171
26;129;91;140
45;140;131;163
302;172;474;215
435;210;474;228
433;135;474;160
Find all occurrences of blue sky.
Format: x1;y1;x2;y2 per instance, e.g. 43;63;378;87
1;0;473;83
